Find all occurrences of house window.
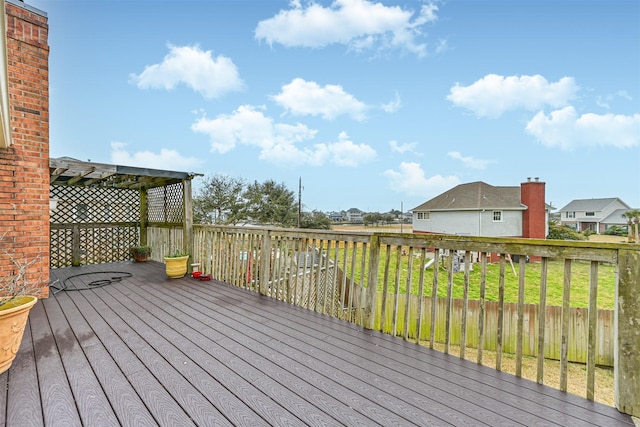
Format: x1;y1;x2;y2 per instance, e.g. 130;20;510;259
493;211;502;222
417;212;430;220
585;212;595;217
566;211;575;219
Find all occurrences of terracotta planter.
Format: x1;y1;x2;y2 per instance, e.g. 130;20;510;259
164;255;189;278
0;295;38;374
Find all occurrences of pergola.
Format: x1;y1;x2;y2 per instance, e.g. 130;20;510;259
49;157;201;267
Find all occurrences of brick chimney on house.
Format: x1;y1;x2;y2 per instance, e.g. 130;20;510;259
520;177;546;239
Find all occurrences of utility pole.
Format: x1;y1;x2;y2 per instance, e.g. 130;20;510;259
400;201;403;233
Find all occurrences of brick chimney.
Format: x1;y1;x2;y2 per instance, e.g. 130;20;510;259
520;177;546;239
0;1;49;297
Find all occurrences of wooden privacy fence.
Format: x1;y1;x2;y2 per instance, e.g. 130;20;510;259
148;225;640;417
378;295;614;366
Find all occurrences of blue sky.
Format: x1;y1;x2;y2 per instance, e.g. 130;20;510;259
28;0;640;213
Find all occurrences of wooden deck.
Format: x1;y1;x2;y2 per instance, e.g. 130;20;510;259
1;262;633;426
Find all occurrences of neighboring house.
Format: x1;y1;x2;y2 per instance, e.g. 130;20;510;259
411;178;548;239
558;198;631;234
327;211;345;222
345;208;364;223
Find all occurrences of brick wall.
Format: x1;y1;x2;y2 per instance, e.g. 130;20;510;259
0;0;49;298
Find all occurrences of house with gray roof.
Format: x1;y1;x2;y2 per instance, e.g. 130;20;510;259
558;198;631;233
411;178;548;238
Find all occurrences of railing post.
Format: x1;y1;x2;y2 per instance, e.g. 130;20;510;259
615;248;640;417
140;189;148;246
259;230;271;296
183;179;193;271
71;224;81;267
363;234;380;329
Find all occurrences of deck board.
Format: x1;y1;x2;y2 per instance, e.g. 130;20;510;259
1;261;632;427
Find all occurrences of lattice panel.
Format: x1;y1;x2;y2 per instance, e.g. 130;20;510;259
50;228;74;268
148;182;184;223
79;226;139;265
50;185;139;224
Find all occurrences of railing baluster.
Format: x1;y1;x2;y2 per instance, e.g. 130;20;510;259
560;258;572;391
380;245;391;333
516;255;526;377
537;257;548;384
461;250;471;359
347;242;357;322
403;247;414;340
587;260;598;400
329;239;338;316
392;245;402;337
477;252;487;365
357;241;367;325
305;238;314;309
231;232;239;287
338;240;348;319
497;254;506;371
445;252;454;355
313;239;324;312
416;247;427;344
429;249;440;350
324;239;334;315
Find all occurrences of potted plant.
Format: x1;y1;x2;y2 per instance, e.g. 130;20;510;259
163;251;190;278
130;245;152;262
0;239;38;374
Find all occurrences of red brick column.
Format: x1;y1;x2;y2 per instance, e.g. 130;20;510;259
0;1;49;298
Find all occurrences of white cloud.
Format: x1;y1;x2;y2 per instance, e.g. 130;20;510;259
389;139;418;154
272;78;367;120
381;92;401;113
130;44;244;99
255;0;439;57
596;90;633;109
191;105;376;166
110;142;202;171
383;161;460;197
327;131;377;166
525;107;640;150
447;74;578;118
447;151;492;170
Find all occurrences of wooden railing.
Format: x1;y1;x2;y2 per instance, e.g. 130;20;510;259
149;224;640;417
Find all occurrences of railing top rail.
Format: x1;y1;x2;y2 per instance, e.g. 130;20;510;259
196;224;373;242
377;233;636;262
194;225;638;262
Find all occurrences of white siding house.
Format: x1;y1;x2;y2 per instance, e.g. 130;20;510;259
558;198;631;233
412;179;548;238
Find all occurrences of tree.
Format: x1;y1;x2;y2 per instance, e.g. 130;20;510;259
300;210;331;230
194;174;246;225
243;179;297;227
622;209;640;243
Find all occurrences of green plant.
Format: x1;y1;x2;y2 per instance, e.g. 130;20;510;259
604;225;627;236
129;245;152;257
547;219;587;241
